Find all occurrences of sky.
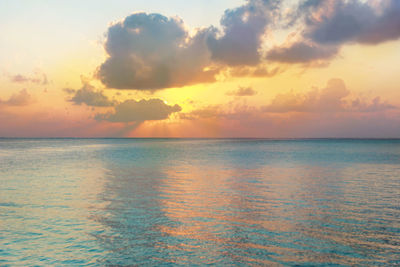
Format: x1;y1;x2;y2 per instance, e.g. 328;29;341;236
1;0;400;138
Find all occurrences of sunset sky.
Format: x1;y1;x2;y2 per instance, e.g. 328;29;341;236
1;0;400;137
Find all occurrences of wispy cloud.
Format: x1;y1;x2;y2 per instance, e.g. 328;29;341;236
8;71;48;85
0;89;34;106
262;79;396;113
226;86;257;96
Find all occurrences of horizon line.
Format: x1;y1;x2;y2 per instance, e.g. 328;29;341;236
1;137;400;140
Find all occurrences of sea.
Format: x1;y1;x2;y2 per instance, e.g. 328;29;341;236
0;138;399;266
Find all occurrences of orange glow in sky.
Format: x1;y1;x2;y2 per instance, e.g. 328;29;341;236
1;0;400;137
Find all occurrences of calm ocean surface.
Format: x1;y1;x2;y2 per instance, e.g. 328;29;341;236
0;139;399;266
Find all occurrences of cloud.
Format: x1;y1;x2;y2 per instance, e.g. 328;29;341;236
301;0;400;45
179;104;257;121
266;41;338;63
64;83;114;107
262;78;396;113
180;78;396;128
93;0;400;89
350;96;396;112
226;86;257;96
264;0;400;64
97;13;218;90
96;1;285;90
177;82;399;138
179;106;221;120
0;89;33;106
63;88;76;94
207;0;281;66
228;65;281;77
9;71;48;85
95;98;181;123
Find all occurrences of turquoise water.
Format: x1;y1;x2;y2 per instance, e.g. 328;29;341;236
0;139;399;266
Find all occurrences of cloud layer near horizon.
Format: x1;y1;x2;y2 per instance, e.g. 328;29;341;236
175;78;398;138
181;78;396;120
262;79;396;113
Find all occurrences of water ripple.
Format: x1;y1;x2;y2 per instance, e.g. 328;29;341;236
1;139;399;266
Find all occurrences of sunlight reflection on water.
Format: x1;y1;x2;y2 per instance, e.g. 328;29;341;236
1;139;399;265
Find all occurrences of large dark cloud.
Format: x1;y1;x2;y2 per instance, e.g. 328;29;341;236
207;0;281;66
95;99;181;123
302;0;400;45
96;1;284;90
64;83;114;107
266;0;400;64
96;0;400;89
97;13;217;90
